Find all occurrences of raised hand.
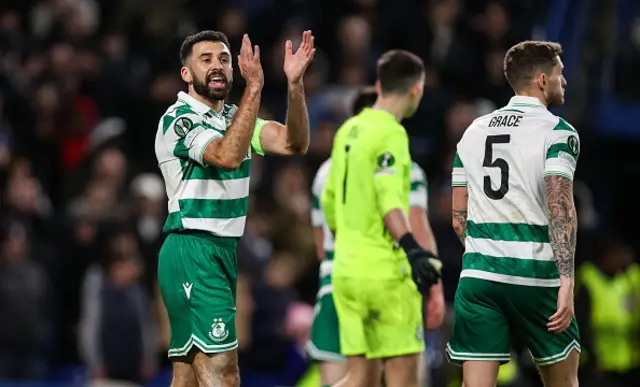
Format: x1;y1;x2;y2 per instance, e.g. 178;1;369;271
283;30;316;84
237;34;264;90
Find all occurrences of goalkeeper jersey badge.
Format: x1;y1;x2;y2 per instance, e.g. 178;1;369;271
377;152;396;168
375;152;396;175
209;318;229;342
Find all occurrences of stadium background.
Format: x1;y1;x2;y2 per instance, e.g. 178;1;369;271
0;0;639;386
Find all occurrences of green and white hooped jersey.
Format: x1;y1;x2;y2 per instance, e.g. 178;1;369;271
311;158;429;280
452;96;580;288
155;92;266;238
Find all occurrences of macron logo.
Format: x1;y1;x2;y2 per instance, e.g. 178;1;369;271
183;283;193;299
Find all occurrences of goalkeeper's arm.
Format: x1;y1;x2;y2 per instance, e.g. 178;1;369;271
382;209;442;291
372;133;441;289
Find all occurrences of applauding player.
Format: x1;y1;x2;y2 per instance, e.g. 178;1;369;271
155;30;314;387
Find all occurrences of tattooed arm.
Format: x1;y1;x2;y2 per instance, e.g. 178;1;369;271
544;175;578;281
452;186;469;247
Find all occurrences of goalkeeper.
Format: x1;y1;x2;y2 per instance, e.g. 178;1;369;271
321;49;442;387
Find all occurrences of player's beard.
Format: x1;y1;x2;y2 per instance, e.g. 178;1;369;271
192;72;232;101
547;90;564;109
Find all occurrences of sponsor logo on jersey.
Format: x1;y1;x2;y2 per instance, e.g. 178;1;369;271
174;117;193;137
182;282;193;299
558;151;577;168
209;318;230;342
184;127;204;147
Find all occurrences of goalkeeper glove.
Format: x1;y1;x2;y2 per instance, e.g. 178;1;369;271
399;233;442;294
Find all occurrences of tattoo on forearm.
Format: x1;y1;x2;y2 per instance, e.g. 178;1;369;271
285;83;310;152
452;188;469;247
545;175;577;279
452;210;468;246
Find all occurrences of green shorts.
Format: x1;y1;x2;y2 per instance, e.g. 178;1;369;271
446;277;581;366
306;273;344;363
158;231;239;358
333;274;424;359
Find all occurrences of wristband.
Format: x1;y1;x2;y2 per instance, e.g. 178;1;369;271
398;233;421;254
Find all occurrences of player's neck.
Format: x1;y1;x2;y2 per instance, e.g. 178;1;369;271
514;91;548;108
372;97;408;122
188;89;224;113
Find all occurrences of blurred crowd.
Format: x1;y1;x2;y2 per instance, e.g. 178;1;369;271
1;0;639;387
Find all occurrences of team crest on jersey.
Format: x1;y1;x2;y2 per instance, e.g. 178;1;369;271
567;135;580;156
209;318;230;342
174;117;193;137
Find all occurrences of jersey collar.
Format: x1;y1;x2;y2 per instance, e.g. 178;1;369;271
363;107;397;122
177;91;218;115
507;96;546;109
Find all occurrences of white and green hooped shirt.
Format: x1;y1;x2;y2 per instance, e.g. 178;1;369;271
452;95;580;287
155;91;267;237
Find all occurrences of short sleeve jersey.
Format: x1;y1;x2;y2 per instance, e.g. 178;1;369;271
452;96;580;287
321;108;412;279
155;91;267;237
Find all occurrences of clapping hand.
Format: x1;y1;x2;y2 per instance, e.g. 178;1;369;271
283;30;316;84
237;34;264;90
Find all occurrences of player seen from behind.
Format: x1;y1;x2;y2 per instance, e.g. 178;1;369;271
321;50;443;387
446;41;581;387
154;30;315;387
306;86;445;386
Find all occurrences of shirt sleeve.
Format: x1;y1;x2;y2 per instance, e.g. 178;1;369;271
451;151;467;187
544;118;580;180
250;118;269;156
320;170;336;232
310;164;328;228
409;162;428;209
163;113;222;167
373;130;410;217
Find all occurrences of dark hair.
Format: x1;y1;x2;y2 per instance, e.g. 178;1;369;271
503;41;563;91
351;86;378;115
180;30;231;65
376;50;425;94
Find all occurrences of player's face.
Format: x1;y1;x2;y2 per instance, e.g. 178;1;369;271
404;73;426;118
186;41;233;101
544;57;566;109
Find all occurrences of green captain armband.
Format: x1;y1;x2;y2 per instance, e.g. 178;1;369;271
251;118;269;156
